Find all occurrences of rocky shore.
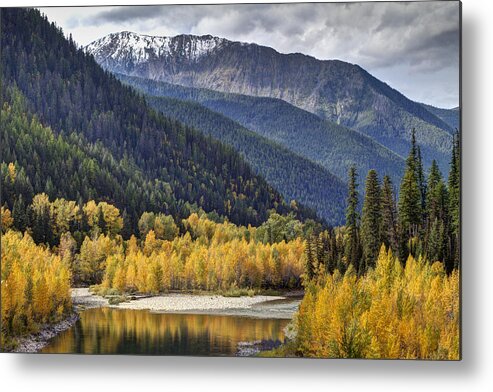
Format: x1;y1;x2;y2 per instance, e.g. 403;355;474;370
71;287;109;309
236;339;283;356
13;313;79;353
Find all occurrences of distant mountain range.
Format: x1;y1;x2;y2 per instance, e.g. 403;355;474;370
86;31;455;175
83;30;459;224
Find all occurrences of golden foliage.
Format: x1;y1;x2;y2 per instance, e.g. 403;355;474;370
295;246;459;360
1;230;72;348
99;215;306;293
1;205;14;232
77;233;122;285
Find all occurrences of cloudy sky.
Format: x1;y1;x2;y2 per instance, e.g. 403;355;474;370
40;1;460;108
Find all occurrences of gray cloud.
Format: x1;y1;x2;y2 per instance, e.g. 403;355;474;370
40;1;460;108
69;2;459;73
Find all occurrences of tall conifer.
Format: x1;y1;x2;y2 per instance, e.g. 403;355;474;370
448;130;460;269
380;175;398;253
398;129;422;260
361;169;382;271
345;166;361;272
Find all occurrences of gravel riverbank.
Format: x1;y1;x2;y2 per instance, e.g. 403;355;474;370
72;288;286;312
115;293;286;312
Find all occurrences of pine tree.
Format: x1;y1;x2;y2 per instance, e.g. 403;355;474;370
305;235;316;280
425;160;442;223
427;218;446;263
361;169;382;271
380;175;398;253
344;166;361;272
30;193;53;245
416;146;427;219
97;206;106;235
448;130;460;270
448;131;460;237
425;163;449;262
398;130;422;260
12;195;27;232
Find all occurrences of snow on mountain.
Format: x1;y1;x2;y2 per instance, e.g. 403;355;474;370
85;31;227;65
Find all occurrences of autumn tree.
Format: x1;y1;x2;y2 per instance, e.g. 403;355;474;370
1;205;14;232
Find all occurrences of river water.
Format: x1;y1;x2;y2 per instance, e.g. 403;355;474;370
41;298;300;356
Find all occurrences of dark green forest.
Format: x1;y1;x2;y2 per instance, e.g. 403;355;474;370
420;103;460;132
0;8;319;236
143;95;347;224
117;74;408;186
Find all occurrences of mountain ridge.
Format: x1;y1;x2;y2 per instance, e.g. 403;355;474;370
86;31;454;132
117;73;407;183
86;30;454;174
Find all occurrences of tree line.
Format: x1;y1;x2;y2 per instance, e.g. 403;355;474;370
304;129;460;278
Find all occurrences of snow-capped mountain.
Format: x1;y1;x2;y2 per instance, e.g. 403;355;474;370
86;31;228;70
86;31;454;175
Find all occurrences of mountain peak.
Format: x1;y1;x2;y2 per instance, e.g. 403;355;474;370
85;31;228;65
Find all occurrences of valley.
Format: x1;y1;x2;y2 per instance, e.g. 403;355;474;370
1;7;460;360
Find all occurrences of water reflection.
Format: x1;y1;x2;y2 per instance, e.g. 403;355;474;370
41;308;290;356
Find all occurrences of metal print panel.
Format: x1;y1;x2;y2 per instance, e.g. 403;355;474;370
0;1;461;359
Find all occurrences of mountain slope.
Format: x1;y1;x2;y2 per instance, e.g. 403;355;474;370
118;74;406;185
143;95;346;224
86;31;454;170
1;8;316;231
420;103;460;132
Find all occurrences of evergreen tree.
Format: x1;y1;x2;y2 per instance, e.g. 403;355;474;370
425;160;442;222
448;130;460;270
416;146;427;219
305;235;316;280
12;195;27;232
97;206;106;235
427;218;446;264
398;129;422;260
30;194;53;245
424;160;448;268
448;131;460;237
380;175;399;253
344;166;361;272
361;169;382;271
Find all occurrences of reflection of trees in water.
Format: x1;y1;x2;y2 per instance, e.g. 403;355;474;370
42;308;289;355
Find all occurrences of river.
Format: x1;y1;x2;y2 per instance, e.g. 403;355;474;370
41;297;300;356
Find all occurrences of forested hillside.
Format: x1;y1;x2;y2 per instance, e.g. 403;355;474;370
137;95;346;224
1;8;317;234
117;75;407;185
420;103;460;132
